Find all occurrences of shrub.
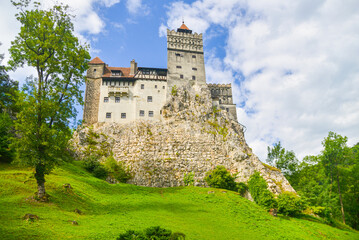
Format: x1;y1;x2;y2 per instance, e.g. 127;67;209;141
171;85;178;96
237;182;248;196
183;172;195;186
277;191;305;216
248;172;277;210
83;155;108;179
205;166;237;191
117;226;185;240
104;156;131;183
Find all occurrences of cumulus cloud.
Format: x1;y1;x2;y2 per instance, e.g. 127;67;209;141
126;0;149;15
0;0;120;83
162;0;359;161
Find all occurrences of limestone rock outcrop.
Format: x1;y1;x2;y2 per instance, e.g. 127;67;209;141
72;83;295;195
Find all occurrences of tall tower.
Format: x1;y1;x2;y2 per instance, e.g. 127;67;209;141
83;57;105;124
167;22;206;94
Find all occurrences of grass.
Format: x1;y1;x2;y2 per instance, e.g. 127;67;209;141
0;161;358;240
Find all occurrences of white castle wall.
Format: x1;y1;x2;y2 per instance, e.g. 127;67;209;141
98;79;167;123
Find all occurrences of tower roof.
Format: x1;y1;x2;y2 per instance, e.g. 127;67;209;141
179;23;189;30
89;57;105;64
177;21;192;34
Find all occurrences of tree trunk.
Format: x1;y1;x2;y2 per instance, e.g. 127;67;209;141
35;163;46;200
337;174;345;224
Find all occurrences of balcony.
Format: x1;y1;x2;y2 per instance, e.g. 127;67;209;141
108;86;129;96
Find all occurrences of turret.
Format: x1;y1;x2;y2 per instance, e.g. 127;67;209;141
83;57;106;124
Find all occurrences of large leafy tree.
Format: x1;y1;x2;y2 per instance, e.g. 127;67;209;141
8;0;90;200
321;132;349;224
266;141;299;179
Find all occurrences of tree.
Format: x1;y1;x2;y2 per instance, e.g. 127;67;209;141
321;132;349;224
267;141;299;178
0;42;18;163
8;0;90;200
0;43;18;114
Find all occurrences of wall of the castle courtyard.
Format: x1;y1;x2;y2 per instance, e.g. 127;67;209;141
98;79;167;123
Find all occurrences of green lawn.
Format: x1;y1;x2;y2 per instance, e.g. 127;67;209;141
0;162;358;240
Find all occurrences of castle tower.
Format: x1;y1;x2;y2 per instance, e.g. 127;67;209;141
83;57;105;124
167;22;206;93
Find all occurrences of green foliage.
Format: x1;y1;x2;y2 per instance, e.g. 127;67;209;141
205;165;238;191
183;172;195;186
267;141;298;178
8;0;90;198
237;182;248;197
104;156;131;183
0;112;14;163
171;85;178;96
83;128;112;158
277;191;305;216
248;172;277;210
83;155;108;180
117;226;185;240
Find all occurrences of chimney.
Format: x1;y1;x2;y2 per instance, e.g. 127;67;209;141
130;59;137;75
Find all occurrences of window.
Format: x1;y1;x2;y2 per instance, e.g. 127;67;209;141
192;68;197;71
192;76;196;80
155;85;157;89
106;112;111;118
226;108;229;112
104;97;109;103
176;66;182;69
147;96;152;102
180;74;183;79
139;110;145;117
121;113;126;119
115;97;120;103
149;111;154;117
192;55;196;58
141;84;144;89
219;99;222;104
175;53;181;57
162;86;165;89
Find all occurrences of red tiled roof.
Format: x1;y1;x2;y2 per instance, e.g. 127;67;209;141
179;23;190;30
102;67;133;78
89;57;105;64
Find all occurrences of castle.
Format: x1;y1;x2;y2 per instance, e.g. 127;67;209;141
83;23;237;124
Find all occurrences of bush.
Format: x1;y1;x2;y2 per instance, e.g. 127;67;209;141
237;182;248;196
248;172;277;210
104;156;131;183
83;155;108;179
183;172;195;186
277;191;305;216
117;226;185;240
205;166;237;191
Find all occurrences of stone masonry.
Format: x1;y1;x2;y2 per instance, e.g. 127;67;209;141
73;83;295;195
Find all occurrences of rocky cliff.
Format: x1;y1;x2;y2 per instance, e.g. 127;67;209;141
72;83;295;195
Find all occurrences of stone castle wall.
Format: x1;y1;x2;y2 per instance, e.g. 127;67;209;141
83;78;101;124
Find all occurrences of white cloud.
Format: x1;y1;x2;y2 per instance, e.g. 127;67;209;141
163;0;359;161
0;0;120;84
126;0;149;15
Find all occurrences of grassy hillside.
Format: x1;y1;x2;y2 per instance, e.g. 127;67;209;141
0;161;358;240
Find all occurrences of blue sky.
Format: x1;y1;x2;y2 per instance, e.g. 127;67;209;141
1;0;359;161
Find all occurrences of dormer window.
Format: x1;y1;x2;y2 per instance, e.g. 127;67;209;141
112;71;122;76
